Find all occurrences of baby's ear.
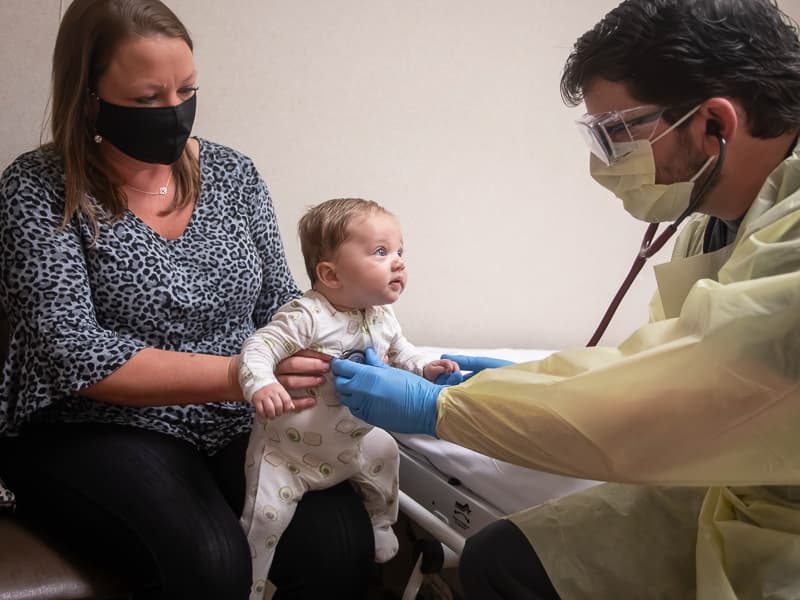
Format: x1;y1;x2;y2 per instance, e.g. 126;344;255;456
315;261;340;289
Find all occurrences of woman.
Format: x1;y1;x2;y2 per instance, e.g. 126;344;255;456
0;1;375;598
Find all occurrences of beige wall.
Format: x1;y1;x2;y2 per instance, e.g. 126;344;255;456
3;1;800;350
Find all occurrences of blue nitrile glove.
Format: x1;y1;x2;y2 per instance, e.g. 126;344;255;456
435;370;466;385
436;354;515;384
332;347;443;436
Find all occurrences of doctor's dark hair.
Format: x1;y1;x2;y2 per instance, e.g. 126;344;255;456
298;198;392;285
50;0;199;236
560;0;800;138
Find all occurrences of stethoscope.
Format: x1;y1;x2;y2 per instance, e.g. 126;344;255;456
340;349;367;363
586;129;728;347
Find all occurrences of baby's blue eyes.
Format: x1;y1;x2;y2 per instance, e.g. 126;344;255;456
373;247;403;257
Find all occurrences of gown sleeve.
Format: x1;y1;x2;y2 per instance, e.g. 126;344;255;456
437;202;800;486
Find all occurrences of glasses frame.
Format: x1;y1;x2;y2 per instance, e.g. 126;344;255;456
576;105;667;166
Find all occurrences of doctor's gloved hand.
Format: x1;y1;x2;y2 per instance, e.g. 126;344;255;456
332;347;442;436
434;354;515;384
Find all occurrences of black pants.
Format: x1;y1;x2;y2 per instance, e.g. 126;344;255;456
459;518;560;600
0;422;375;599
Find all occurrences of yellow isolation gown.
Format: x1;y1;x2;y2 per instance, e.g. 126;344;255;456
436;144;800;599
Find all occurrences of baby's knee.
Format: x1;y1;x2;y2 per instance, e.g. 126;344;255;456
360;427;398;457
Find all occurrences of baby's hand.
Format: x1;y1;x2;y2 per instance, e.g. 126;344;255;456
422;358;460;382
251;382;295;420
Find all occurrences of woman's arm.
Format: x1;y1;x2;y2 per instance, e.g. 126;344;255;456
80;348;241;405
84;347;332;410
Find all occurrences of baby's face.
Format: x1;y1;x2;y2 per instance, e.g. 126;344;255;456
332;212;407;308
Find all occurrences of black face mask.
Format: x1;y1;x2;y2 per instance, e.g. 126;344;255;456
94;93;197;164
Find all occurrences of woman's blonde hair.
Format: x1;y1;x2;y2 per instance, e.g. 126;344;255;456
298;198;389;285
49;0;200;236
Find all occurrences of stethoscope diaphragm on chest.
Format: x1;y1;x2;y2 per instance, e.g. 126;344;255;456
339;349;367;363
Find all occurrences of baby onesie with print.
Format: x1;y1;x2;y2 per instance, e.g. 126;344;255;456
239;290;432;599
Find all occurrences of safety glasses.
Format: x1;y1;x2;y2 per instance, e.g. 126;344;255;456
576;105;666;166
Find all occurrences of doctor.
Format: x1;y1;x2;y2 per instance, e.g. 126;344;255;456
332;0;800;598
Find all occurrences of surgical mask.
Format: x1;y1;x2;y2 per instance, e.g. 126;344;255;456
583;103;715;223
94;93;197;165
590;140;715;222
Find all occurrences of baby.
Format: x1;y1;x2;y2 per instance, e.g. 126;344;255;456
239;198;457;599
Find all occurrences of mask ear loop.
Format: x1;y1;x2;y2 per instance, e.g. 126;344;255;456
586;132;727;347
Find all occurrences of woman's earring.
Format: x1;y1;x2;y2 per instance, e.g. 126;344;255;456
94;134;102;144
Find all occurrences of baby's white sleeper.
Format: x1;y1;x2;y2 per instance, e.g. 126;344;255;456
239;290;431;599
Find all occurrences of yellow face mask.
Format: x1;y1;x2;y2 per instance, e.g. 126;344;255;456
589;141;714;223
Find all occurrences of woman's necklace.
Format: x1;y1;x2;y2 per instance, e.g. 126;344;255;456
124;170;173;196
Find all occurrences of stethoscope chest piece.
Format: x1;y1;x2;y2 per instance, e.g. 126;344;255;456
340;349;367;363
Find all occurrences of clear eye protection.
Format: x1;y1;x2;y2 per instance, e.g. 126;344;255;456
576;105;666;166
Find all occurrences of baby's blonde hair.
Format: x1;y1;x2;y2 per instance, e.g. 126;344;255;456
298;198;390;285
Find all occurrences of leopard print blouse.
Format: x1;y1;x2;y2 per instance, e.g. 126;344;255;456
0;139;300;453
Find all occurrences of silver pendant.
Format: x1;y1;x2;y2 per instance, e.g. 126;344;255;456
159;186;168;195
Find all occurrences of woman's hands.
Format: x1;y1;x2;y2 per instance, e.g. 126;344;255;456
230;349;328;415
232;349;329;413
274;348;331;412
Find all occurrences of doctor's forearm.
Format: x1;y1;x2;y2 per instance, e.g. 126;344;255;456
80;348;243;406
435;354;799;486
